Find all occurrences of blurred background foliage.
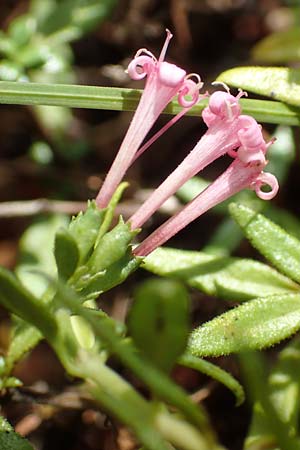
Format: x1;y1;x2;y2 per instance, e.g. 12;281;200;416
0;1;299;450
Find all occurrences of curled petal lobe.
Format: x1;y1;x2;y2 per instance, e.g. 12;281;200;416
127;55;155;80
252;172;279;200
178;76;203;107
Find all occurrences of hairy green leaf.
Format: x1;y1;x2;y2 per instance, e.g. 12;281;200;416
217;66;300;107
129;278;189;373
143;247;298;300
188;293;300;357
230;203;300;284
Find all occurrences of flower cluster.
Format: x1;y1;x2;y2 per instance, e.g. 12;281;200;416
96;31;279;256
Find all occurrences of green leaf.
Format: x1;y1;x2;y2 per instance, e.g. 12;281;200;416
252;28;300;63
97;182;129;242
0;81;298;125
8;14;36;48
0;430;34;450
266;205;300;241
5;320;42;374
0;267;56;340
241;352;300;450
39;0;117;44
188;293;300;357
16;214;69;297
87;218;138;274
269;338;300;431
77;251;140;300
245;338;300;449
143;248;298;301
229;203;300;284
217;66;300;107
129;278;189;373
179;354;245;406
54;227;79;280
70;218;140;300
69;201;105;263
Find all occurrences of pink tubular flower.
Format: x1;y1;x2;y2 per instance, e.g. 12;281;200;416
133;118;278;257
96;29;203;208
128;89;248;230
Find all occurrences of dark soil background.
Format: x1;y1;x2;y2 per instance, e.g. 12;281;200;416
0;1;298;449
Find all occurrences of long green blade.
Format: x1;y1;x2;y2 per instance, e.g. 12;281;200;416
0;81;299;125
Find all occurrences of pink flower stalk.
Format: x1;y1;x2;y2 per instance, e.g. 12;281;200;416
134;119;278;257
96;30;202;208
128;90;248;230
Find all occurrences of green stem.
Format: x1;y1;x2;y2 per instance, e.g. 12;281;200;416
82;356;213;450
73;307;217;446
179;353;245;406
53;310;214;450
0;81;298;125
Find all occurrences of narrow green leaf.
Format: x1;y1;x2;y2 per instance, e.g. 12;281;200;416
129;278;189;373
217;66;300;107
252;28;300;63
143;248;298;300
188;293;300;357
179;354;245;406
0;81;298;125
229;203;300;284
54;227;79;280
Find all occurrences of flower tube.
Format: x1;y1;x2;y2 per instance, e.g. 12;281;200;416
96;30;202;208
128;90;247;230
134;123;278;257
